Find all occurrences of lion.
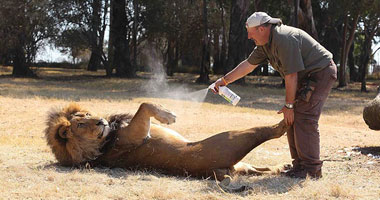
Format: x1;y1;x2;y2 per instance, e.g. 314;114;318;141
45;102;289;180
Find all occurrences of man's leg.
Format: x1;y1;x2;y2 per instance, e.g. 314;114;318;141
286;125;301;169
290;62;337;178
293;110;323;173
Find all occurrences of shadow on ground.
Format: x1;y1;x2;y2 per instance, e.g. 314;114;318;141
39;161;303;195
38;162;186;180
353;146;380;157
205;176;303;195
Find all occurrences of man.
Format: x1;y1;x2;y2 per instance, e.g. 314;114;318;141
212;12;337;179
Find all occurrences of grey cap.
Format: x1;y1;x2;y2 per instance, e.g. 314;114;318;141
246;12;282;28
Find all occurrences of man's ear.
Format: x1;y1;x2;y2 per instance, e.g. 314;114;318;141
58;123;71;139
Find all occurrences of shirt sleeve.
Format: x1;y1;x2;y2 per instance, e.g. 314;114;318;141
276;35;304;75
247;46;268;65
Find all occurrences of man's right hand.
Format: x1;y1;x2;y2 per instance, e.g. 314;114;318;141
210;60;257;94
277;106;294;126
211;78;227;93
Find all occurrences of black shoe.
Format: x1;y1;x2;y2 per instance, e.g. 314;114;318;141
280;164;301;174
308;169;322;179
284;168;322;180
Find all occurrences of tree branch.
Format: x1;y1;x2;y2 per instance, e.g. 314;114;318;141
371;46;380;57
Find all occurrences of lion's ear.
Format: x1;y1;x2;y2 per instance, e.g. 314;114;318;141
58;123;71;139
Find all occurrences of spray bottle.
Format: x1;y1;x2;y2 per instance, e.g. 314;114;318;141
208;83;241;106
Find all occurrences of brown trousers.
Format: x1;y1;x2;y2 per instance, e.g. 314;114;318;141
287;61;337;173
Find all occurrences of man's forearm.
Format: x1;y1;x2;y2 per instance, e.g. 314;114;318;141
223;60;257;84
284;72;298;104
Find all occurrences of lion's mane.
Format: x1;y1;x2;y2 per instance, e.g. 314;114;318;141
45;103;133;166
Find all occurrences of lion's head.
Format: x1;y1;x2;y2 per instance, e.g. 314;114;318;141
45;103;111;166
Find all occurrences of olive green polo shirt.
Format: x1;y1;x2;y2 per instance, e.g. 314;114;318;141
247;24;333;81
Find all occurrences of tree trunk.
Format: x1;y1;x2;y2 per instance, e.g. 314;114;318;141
360;48;370;92
294;0;299;27
338;11;359;87
348;44;357;82
174;40;179;70
298;0;318;40
338;13;348;87
166;38;175;76
220;1;227;74
254;0;263;11
106;0;114;76
100;0;109;74
110;0;134;77
7;1;33;77
212;29;223;74
12;46;32;77
88;48;102;71
87;0;102;71
197;0;210;83
226;0;250;83
360;22;379;92
288;0;318;40
132;0;139;70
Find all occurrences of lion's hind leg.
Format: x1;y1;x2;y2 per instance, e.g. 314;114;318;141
231;162;282;176
202;162;271;181
117;103;176;145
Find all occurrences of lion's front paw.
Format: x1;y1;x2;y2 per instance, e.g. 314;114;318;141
155;109;176;125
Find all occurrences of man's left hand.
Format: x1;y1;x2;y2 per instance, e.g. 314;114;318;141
277;107;294;126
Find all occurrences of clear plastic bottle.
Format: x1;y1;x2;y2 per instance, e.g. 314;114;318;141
209;83;241;106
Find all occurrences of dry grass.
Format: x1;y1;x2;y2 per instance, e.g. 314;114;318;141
1;66;380;199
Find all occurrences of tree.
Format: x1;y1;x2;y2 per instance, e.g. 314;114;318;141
142;0;208;76
288;0;318;40
313;0;341;63
132;0;139;71
358;0;380;92
197;0;210;83
337;1;361;87
209;0;229;75
51;0;109;72
87;0;109;71
109;0;135;77
226;0;250;83
164;1;182;76
54;29;89;63
141;0;181;76
0;0;56;77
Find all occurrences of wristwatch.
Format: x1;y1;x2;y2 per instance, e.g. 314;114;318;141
284;103;294;109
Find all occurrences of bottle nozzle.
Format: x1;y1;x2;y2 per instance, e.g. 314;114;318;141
208;83;216;92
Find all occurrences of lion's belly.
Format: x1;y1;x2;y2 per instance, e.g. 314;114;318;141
150;124;191;143
100;124;230;174
130;125;190;167
100;125;190;168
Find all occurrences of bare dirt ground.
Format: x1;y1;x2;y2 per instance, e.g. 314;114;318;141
1;67;380;199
